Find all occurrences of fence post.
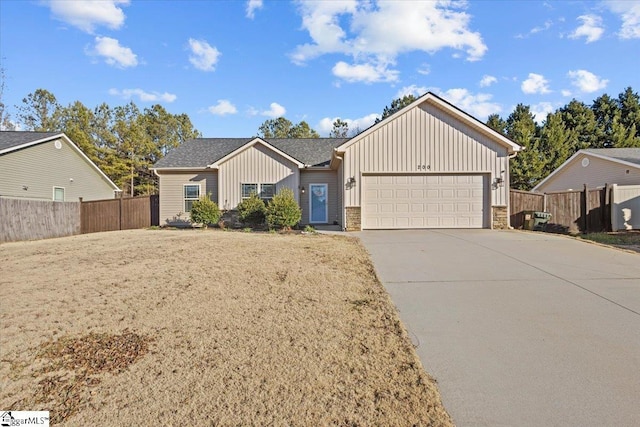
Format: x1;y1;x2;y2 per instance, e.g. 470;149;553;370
583;184;588;233
119;191;123;231
604;183;611;231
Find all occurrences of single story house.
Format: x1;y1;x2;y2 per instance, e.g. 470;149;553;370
0;131;119;201
152;92;521;230
533;148;640;193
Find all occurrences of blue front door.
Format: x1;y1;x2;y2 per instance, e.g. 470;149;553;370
309;184;328;223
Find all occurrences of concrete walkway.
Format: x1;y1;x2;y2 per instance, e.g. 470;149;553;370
357;229;640;426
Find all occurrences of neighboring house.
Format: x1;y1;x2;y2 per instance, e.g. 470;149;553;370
0;131;119;201
533;148;640;193
152;92;521;230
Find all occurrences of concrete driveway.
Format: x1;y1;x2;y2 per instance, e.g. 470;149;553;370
357;229;640;426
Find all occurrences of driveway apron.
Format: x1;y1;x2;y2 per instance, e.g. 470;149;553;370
357;229;640;427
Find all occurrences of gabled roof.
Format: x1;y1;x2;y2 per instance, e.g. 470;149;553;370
335;91;521;154
210;137;305;168
0;131;120;191
0;131;62;154
532;148;640;191
153;137;348;169
582;148;640;166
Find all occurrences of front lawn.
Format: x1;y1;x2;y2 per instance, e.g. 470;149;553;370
579;231;640;252
0;229;452;426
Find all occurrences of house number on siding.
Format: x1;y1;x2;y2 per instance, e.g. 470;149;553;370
417;164;431;170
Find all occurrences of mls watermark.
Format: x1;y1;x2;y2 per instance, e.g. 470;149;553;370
0;411;49;426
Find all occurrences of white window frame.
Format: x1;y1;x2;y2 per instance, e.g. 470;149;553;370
183;183;201;212
241;183;258;199
308;183;328;224
259;183;276;202
241;183;276;202
53;186;65;202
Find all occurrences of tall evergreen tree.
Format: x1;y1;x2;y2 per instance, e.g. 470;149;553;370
592;94;620;148
329;118;349;138
17;89;61;131
558;100;598;151
506;104;544;190
375;95;416;123
486;113;507;135
617;87;640;138
538;111;572;176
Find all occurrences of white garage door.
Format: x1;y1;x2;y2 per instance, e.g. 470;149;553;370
362;174;487;229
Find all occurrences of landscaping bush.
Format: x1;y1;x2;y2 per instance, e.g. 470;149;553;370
266;188;301;230
190;194;221;227
236;193;266;226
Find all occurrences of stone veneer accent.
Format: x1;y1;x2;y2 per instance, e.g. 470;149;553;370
345;206;361;231
492;205;508;229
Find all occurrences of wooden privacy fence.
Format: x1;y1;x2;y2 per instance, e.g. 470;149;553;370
510;185;610;233
0;197;80;243
80;195;159;234
1;195;159;243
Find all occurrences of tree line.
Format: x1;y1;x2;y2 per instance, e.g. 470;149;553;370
2;83;638;195
489;87;640;190
2;89;201;195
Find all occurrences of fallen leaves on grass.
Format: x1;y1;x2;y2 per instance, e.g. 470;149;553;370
16;331;152;424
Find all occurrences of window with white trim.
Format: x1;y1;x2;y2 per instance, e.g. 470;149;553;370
241;183;258;199
184;184;200;212
260;183;276;202
53;187;65;202
242;183;276;202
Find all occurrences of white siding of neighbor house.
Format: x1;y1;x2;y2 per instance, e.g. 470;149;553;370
300;169;339;225
535;153;640;192
0;137;116;201
158;170;217;225
217;143;299;210
337;162;344;226
342;101;510;207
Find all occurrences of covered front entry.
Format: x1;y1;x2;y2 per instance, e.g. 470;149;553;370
361;174;488;229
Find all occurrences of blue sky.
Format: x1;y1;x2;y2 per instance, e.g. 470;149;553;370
1;0;639;137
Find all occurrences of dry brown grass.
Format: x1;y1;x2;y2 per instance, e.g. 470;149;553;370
0;229;452;426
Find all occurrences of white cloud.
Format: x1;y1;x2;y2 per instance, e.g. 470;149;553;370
251;102;286;118
317;113;380;136
108;88;176;103
396;85;427;99
521;73;551;94
531;102;555;124
417;63;431;75
606;1;640;39
332;61;399;83
516;19;553;38
46;0;128;33
561;89;572;97
208;100;237;116
569;15;604;43
292;1;486;83
567;69;608;93
432;88;501;119
91;36;138;68
188;38;220;71
479;75;497;87
246;0;263;19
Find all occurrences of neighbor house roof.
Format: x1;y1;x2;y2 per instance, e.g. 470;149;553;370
0;131;120;191
532;147;640;191
335;91;522;155
0;131;61;154
153;137;348;169
582;148;640;166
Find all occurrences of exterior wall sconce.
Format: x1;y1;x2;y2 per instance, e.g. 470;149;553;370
22;185;29;191
299;185;305;194
494;177;504;187
347;177;356;185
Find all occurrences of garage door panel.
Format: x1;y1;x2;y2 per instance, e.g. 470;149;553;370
362;174;487;229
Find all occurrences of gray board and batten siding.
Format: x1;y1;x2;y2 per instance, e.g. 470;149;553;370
0;132;118;201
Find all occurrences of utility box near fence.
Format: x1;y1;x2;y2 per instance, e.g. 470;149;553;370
523;211;552;231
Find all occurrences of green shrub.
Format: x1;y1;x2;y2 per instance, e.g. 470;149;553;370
303;225;316;234
266;188;301;230
236;193;266;226
189;193;221;228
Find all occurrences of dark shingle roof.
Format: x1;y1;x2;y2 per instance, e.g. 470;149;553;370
153;137;348;168
583;148;640;166
0;131;61;152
